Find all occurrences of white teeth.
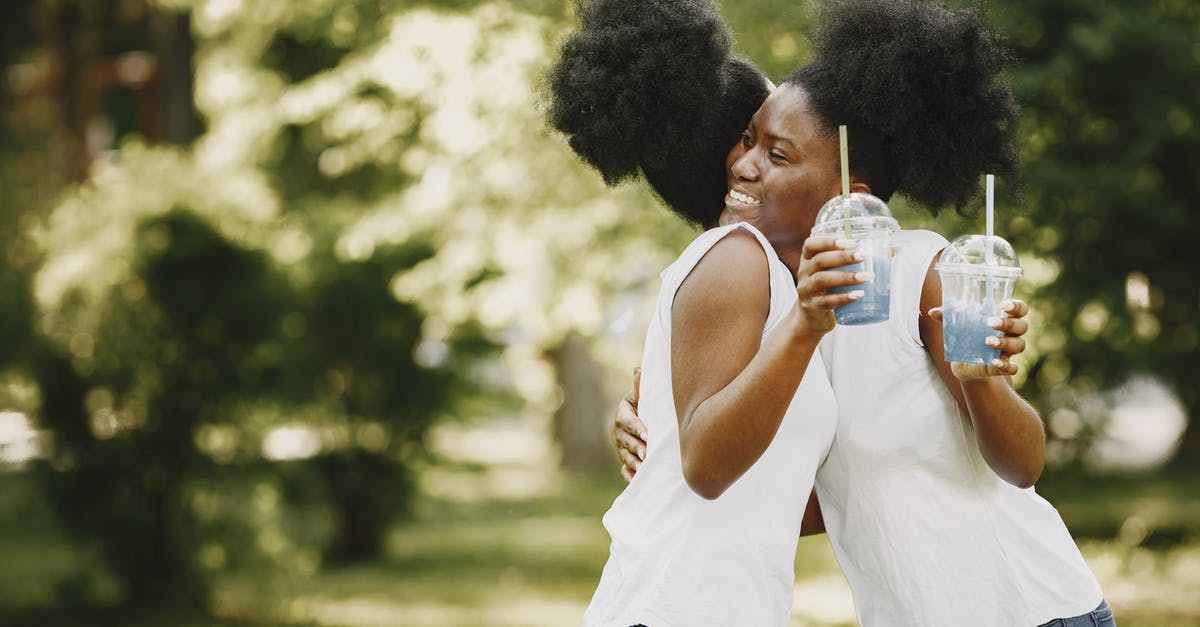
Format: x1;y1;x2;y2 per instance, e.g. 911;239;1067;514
730;189;760;204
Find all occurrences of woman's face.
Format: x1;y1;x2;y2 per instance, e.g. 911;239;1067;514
720;84;843;264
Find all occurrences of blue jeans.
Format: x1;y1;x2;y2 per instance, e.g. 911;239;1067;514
1037;600;1116;627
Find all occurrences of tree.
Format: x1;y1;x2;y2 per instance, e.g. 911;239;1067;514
989;0;1200;465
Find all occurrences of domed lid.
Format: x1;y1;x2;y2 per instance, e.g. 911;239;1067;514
811;193;899;235
936;234;1022;277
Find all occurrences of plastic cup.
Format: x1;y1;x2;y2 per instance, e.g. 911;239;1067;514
810;193;899;325
936;234;1022;364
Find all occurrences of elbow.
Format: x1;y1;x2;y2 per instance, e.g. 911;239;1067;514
1015;460;1044;489
999;458;1044;489
681;455;731;501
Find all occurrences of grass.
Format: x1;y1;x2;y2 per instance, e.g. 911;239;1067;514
0;458;1198;626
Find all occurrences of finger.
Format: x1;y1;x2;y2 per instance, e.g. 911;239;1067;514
802;268;874;293
987;356;1020;376
619;403;648;441
802;291;865;311
986;335;1026;357
616;402;647;441
615;428;647;460
631;366;641;405
805;248;864;272
621;464;634;483
998;299;1029;319
987;315;1029;337
617;444;643;471
802;235;857;260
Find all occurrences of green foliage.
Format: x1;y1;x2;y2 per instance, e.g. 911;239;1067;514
985;0;1200;456
5;0;1194;617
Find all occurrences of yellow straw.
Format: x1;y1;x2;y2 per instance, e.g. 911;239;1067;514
839;125;850;198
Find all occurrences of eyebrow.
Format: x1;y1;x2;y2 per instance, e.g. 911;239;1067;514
747;120;802;153
764;133;800;152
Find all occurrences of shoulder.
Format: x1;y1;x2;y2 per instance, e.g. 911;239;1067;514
686;226;770;296
895;229;950;257
672;225;771;323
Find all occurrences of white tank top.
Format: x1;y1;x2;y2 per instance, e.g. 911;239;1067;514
815;229;1104;626
584;223;838;627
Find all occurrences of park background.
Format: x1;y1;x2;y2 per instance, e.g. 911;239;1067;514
0;0;1197;625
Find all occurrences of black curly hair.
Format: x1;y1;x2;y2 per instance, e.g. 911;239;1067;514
546;0;770;227
546;0;1019;224
790;0;1020;216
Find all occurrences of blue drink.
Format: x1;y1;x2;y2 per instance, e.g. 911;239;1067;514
828;255;891;325
942;299;1001;364
810;193;899;326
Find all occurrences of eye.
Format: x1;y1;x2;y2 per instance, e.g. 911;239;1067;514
768;149;789;163
740;130;753;146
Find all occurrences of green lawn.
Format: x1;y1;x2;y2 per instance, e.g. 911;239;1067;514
0;462;1198;626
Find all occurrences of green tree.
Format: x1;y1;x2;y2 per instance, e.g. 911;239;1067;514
989;0;1200;465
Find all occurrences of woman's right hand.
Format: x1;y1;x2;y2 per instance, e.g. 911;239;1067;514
794;236;870;335
612;366;647;482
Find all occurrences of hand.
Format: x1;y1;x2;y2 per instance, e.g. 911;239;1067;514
927;299;1029;380
795;236;871;336
612;366;646;481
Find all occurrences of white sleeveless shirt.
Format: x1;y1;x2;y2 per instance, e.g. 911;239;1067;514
815;229;1104;626
584;223;838;627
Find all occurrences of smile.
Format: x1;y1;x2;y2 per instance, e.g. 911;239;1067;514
729;189;760;205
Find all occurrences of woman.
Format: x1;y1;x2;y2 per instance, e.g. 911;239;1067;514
550;2;848;625
596;1;1113;625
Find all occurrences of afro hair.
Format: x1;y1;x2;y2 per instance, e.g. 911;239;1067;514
546;0;770;227
788;0;1020;216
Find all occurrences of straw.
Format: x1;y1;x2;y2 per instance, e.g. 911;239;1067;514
839;125;850;238
985;174;995;307
839;125;850;199
985;174;995;264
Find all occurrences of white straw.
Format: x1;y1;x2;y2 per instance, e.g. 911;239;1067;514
985;174;995;265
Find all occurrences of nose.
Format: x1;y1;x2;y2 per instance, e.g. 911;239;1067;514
729;146;759;182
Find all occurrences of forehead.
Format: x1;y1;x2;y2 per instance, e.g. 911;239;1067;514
753;84;828;147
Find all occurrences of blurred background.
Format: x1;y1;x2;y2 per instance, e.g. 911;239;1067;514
0;0;1196;625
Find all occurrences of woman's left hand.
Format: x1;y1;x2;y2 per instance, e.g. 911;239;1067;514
928;299;1029;380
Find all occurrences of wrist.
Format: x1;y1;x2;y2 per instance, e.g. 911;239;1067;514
786;307;830;346
959;375;1008;394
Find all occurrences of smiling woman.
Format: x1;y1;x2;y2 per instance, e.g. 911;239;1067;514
555;0;1118;625
547;1;847;624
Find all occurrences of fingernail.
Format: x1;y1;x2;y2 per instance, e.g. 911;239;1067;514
852;251;866;262
638;448;646;460
836;238;855;249
639;431;647;440
1000;300;1015;312
987;317;1002;328
991;358;1005;368
927;307;942;316
985;336;1001;347
854;272;874;282
848;290;865;300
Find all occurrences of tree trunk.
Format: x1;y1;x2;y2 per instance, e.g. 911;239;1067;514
550;332;614;473
47;0;91;186
151;10;201;144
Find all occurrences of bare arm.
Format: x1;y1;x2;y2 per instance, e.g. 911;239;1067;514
919;252;1045;488
672;232;860;500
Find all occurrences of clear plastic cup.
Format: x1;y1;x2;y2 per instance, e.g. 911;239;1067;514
810;193;899;325
936;234;1022;364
